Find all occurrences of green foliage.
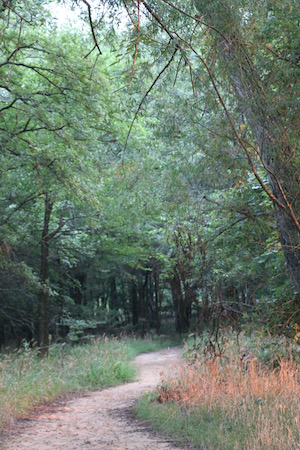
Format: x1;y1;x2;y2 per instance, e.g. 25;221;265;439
0;0;298;348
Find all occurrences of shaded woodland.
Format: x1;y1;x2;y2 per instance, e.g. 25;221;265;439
0;0;299;353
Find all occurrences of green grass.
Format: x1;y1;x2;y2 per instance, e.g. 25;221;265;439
135;395;251;450
134;332;300;450
124;334;182;359
0;334;182;432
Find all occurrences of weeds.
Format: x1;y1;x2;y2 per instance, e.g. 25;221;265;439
136;333;300;449
0;334;179;432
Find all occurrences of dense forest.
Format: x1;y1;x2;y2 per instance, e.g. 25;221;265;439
0;0;299;353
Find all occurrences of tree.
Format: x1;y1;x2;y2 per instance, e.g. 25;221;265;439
1;0;298;348
84;0;299;294
0;1;121;350
191;0;300;292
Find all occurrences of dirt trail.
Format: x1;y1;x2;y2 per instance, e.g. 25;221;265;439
1;347;186;450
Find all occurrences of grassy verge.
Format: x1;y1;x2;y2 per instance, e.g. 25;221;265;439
124;334;182;359
135;333;300;449
0;334;181;432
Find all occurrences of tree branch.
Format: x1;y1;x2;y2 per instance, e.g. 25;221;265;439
81;0;102;55
122;47;178;162
0;192;43;227
47;204;68;241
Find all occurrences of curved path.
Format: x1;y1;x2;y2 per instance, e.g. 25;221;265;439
1;347;186;449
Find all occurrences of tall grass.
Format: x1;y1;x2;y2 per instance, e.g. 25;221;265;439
136;335;300;449
124;334;182;359
0;338;136;431
0;334;180;432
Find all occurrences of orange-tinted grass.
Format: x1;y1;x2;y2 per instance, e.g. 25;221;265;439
158;355;300;449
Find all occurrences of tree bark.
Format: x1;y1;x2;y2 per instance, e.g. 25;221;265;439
223;46;300;292
131;280;139;326
138;272;149;336
109;277;118;310
194;1;300;293
38;194;53;356
153;259;161;335
170;269;189;334
38;196;66;356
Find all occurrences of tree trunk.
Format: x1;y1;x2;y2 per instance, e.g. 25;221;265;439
170;269;189;334
153;259;161;335
138;272;149;336
38;194;53;356
184;282;196;323
109;277;118;310
131;280;139;326
225;52;300;292
194;1;300;293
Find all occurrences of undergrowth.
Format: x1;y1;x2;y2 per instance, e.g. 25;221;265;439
0;334;179;432
135;332;300;450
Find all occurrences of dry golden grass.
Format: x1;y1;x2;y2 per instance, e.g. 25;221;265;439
157;345;300;449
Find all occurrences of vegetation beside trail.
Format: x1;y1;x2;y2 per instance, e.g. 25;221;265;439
0;335;180;432
135;333;300;450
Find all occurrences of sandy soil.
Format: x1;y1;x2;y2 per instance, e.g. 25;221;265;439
1;347;187;450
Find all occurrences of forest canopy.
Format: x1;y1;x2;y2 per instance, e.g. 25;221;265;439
0;0;299;353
